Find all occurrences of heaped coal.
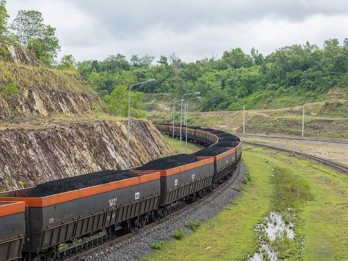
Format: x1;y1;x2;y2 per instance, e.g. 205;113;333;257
218;135;240;141
195;146;229;156
214;141;240;147
209;130;227;135
137;154;198;170
27;170;140;197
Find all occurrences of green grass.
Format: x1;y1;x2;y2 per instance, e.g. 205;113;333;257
144;147;272;260
143;146;348;261
162;135;203;155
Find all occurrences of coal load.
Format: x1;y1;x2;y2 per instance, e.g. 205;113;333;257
209;130;227;135
137;154;198;170
195;146;229;156
27;170;139;197
218;135;240;141
187;126;201;129
214;141;240;147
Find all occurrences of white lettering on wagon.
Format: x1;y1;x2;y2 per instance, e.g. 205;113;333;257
226;159;229;165
109;197;117;207
174;179;178;186
191;174;196;181
135;192;140;200
48;218;54;224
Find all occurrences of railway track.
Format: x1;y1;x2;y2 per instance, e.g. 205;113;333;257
63;164;243;260
239;133;348;145
244;141;348;175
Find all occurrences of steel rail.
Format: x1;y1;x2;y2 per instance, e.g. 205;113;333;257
239;133;348;145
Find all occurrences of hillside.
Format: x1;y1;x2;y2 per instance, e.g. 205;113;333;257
0;43;170;191
146;89;348;139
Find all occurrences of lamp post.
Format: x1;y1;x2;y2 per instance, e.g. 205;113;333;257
184;96;201;151
127;78;156;168
172;97;176;139
180;92;200;151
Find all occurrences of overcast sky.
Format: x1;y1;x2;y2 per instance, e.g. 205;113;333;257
6;0;348;62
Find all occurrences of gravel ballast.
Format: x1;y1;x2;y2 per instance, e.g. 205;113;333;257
85;162;247;261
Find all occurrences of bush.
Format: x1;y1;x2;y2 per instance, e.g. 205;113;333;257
151;241;164;250
187;220;201;232
1;82;20;98
172;229;185;240
243;172;252;183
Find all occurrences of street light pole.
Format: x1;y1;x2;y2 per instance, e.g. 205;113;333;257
127;78;156;169
172;97;176;139
243;106;245;134
180;92;200;151
185;96;201;151
301;105;305;138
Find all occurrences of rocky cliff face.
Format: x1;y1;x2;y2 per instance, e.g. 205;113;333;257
0;42;39;66
0;120;170;191
0;60;103;120
0;44;170;191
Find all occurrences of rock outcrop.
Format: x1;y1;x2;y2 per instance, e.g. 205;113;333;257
0;43;171;191
0;120;170;191
0;60;103;120
0;42;39;66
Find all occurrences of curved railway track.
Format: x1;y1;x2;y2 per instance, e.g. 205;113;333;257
244;141;348;174
240;133;348;145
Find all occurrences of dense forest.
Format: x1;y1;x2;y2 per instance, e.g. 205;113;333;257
1;0;347;115
78;40;348;111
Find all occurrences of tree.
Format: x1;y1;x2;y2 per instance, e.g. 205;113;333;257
11;10;60;65
0;0;9;41
57;54;76;71
104;85;145;118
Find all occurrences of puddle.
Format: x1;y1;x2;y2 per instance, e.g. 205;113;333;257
249;211;295;261
265;212;295;240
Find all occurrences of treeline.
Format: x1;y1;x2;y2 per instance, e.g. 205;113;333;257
78;40;348;111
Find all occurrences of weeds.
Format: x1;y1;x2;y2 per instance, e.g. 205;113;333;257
172;229;185;240
271;167;313;211
1;82;20;99
151;241;164;250
187;220;201;232
243;171;252;184
17;180;26;188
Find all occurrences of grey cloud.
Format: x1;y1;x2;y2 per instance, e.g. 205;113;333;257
6;0;348;61
69;0;348;38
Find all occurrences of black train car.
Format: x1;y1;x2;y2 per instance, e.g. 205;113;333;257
0;171;160;256
0;201;25;261
136;154;215;211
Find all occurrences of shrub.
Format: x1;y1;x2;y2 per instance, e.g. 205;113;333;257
172;229;185;240
187;220;201;232
151;241;164;250
1;82;20;98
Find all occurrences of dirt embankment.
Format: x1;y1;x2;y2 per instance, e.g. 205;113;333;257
0;120;170;191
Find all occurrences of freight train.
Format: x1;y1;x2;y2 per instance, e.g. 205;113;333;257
0;124;242;261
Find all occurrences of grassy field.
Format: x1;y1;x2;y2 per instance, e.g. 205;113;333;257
162;135;203;155
143;145;348;260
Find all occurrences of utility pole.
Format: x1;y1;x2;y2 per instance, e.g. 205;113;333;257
243;106;245;134
172;97;176;139
301;105;305;138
